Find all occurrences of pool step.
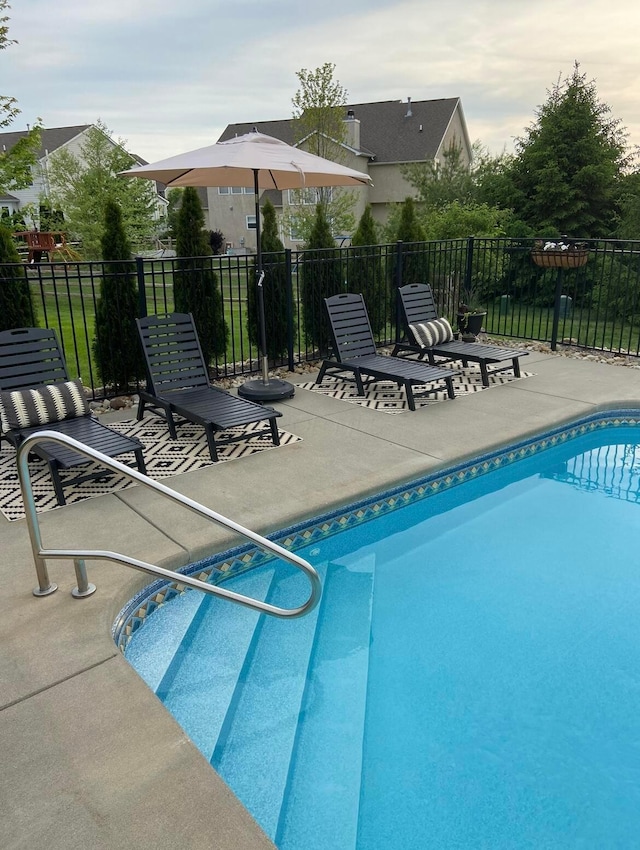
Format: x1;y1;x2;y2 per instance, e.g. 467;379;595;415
154;567;276;761
124;587;205;693
212;561;329;840
275;552;375;850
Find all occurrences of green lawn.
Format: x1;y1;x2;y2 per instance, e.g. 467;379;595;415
30;270;640;393
31;272;257;386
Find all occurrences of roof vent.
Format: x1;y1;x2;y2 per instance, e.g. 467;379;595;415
405;97;412;118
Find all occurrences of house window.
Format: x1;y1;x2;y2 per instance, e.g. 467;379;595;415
246;215;256;230
287;187;332;206
218;186;256;195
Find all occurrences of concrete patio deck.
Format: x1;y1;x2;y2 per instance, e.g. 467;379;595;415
1;349;639;849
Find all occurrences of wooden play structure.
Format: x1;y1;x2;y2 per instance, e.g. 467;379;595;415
14;231;82;263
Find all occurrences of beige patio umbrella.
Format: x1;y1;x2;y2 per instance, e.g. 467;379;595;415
121;131;372;400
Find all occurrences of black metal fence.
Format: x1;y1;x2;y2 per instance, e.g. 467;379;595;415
5;236;640;399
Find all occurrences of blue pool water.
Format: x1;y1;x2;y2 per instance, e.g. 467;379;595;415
123;415;640;849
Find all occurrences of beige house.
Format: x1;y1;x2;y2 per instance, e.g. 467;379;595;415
212;96;472;251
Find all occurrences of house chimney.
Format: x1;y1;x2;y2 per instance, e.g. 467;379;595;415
343;108;360;150
405;97;412;118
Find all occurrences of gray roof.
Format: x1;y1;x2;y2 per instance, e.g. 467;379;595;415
0;124;149;165
0;125;91;158
219;97;464;164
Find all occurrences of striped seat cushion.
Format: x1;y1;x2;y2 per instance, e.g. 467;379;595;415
409;318;454;348
0;379;90;434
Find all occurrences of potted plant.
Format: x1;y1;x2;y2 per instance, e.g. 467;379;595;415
456;282;487;342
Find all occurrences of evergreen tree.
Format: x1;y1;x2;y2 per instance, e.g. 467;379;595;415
174;186;228;366
300;204;342;354
0;225;36;330
92;200;144;390
247;199;291;362
504;64;631;237
346;205;387;335
617;171;640;240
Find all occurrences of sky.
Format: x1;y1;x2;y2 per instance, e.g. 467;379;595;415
3;0;640;165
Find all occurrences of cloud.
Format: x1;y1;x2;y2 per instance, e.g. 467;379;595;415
2;0;639;163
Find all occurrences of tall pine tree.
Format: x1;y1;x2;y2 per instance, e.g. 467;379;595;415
505;64;630;237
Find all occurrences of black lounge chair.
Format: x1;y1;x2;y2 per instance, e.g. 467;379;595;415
136;313;282;461
393;283;528;386
0;327;146;506
316;293;459;410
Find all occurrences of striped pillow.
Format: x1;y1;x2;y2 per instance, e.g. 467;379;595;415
0;399;8;435
0;379;90;434
409;318;454;348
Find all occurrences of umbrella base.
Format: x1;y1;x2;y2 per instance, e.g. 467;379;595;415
237;377;295;402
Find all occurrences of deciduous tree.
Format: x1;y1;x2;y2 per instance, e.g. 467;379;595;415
286;62;356;242
47;121;158;258
0;1;41;196
402;141;476;212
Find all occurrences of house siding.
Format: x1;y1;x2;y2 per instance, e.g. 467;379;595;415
211;97;472;249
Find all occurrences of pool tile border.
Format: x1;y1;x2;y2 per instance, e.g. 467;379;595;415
113;408;640;651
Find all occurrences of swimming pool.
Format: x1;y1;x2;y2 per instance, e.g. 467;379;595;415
118;410;640;849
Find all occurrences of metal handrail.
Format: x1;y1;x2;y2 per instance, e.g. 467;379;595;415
16;431;321;618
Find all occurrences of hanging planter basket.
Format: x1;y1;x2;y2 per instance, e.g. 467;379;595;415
531;248;589;269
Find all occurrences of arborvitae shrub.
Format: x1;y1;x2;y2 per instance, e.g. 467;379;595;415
300;204;343;355
247;199;292;362
174;187;228;366
0;226;37;331
92;199;145;390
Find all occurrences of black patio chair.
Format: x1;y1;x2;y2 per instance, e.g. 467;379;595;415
316;293;459;410
0;327;146;506
136;313;282;461
393;283;528;386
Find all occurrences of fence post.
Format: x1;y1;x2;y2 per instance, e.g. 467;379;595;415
550;267;564;351
285;248;294;371
394;241;404;345
463;236;475;305
135;257;147;318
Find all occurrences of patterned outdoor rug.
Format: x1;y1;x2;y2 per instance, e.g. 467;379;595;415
298;363;534;413
0;418;301;522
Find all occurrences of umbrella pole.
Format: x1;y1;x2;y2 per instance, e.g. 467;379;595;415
238;170;295;403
